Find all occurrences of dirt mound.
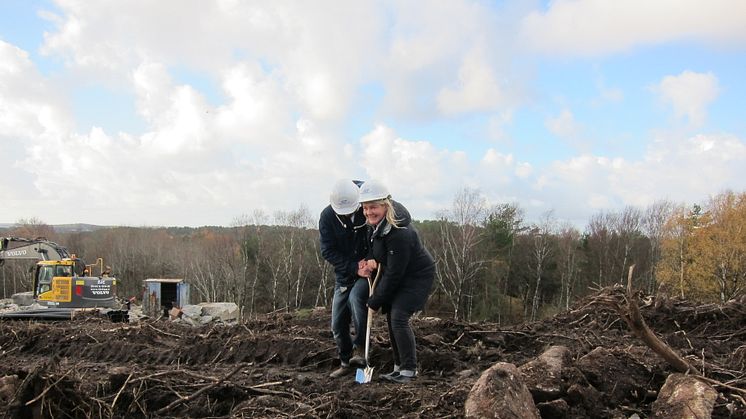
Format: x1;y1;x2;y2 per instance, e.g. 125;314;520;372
0;294;744;418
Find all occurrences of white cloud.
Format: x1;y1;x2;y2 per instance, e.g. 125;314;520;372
380;1;525;118
486;111;514;142
359;125;445;197
546;109;581;139
0;41;72;139
515;162;533;178
0;43;351;226
215;63;294;149
479;149;518;186
533;132;746;226
520;0;746;55
356;126;537;218
652;71;720;127
437;47;508;115
34;1;528;130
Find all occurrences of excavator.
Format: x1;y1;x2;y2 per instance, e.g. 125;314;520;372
0;237;126;320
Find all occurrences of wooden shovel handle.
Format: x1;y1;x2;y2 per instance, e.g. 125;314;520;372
364;266;382;362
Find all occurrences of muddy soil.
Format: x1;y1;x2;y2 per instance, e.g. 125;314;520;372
0;293;744;418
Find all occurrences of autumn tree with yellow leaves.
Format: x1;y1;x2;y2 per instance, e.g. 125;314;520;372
658;191;746;302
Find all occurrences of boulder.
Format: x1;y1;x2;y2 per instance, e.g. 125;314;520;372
519;345;571;402
181;304;203;319
11;292;34;306
464;362;540;419
651;374;717;419
199;302;239;322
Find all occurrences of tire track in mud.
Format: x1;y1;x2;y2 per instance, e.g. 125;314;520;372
0;320;335;369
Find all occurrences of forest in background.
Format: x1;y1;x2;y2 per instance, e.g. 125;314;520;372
1;188;744;325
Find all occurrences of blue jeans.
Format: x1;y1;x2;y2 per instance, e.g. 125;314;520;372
331;278;369;363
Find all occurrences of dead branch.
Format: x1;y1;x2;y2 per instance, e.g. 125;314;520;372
145;323;182;338
110;372;133;411
24;369;73;406
155;363;245;415
589;265;697;374
100;324;143;333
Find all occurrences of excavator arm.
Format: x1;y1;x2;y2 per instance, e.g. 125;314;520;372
0;237;71;262
0;237;88;275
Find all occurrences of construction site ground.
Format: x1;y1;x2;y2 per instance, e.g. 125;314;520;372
0;293;745;418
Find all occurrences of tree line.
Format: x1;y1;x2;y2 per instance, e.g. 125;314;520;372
2;189;744;324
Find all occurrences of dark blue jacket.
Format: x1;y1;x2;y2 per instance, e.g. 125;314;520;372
319;205;368;287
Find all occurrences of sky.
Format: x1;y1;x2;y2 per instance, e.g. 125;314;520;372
1;0;745;229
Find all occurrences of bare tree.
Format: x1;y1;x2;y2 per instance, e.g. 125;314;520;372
434;187;488;320
11;217;56;239
586;211;615;287
269;205;314;311
613;206;643;285
232;210;269;317
556;223;582;310
185;230;234;303
528;211;556;322
313;238;333;307
643;200;675;294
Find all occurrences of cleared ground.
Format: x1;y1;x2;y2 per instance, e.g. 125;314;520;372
0;293;744;418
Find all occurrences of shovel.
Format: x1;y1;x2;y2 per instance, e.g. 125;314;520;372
355;266;381;384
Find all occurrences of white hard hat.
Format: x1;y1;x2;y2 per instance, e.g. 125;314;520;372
358;179;390;203
330;179;361;215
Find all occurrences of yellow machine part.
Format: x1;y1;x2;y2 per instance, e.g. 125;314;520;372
37;277;73;303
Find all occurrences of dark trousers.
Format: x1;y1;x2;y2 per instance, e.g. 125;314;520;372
386;306;417;371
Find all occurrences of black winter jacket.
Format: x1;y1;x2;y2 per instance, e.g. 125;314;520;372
366;214;435;312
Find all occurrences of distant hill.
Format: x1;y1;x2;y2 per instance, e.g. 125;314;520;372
0;223;108;233
52;224;108;233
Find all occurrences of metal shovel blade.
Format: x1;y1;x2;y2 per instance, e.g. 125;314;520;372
355;365;374;384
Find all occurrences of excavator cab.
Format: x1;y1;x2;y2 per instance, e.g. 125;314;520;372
37;265;55;294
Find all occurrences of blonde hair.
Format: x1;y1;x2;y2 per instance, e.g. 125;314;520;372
369;197;401;228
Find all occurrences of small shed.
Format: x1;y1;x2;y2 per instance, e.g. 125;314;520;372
142;278;190;318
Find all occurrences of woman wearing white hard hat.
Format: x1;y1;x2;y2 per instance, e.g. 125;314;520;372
359;179;435;383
